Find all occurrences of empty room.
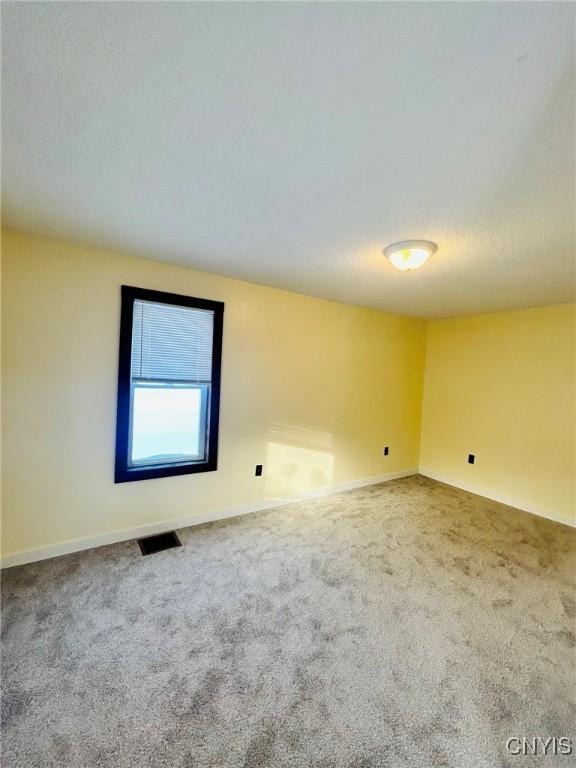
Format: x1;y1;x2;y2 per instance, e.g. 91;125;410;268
1;1;574;767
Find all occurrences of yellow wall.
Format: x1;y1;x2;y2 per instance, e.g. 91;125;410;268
3;229;573;563
1;230;426;560
420;304;576;524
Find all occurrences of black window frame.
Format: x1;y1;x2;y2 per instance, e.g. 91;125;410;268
114;285;224;483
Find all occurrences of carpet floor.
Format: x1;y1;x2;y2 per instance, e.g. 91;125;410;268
1;476;575;768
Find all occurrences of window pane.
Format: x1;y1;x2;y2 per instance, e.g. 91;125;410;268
130;386;205;466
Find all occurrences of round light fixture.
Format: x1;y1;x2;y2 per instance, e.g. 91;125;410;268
384;240;437;271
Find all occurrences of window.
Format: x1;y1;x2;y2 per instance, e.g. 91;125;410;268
114;286;224;483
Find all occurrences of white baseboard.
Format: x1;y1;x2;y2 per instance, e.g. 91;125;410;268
0;468;417;569
419;468;576;528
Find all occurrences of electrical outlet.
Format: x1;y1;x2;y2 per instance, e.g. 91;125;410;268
383;447;389;456
468;454;475;465
255;464;263;477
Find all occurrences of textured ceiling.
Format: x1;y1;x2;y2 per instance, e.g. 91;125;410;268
2;1;574;318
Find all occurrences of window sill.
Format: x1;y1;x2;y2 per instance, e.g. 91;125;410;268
114;459;218;483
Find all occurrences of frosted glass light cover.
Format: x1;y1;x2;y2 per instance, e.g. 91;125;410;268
384;240;437;271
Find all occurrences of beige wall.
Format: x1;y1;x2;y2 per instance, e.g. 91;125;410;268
1;230;426;560
420;304;576;524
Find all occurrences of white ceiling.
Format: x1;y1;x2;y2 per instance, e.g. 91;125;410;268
2;1;574;318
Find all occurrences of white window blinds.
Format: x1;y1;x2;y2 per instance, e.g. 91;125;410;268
130;300;214;382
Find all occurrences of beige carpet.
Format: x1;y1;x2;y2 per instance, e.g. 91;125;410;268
1;476;574;767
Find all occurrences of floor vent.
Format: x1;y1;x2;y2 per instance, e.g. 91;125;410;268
138;531;182;556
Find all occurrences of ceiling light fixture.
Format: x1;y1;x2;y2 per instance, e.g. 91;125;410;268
384;240;437;271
